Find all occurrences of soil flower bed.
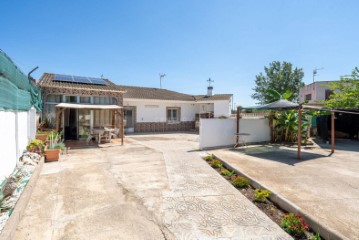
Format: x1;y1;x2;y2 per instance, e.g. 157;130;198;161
0;152;42;234
203;155;322;240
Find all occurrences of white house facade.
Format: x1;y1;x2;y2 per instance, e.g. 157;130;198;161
119;85;232;133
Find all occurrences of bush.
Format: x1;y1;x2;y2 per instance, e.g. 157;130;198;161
210;159;223;168
204;155;214;161
26;139;45;154
220;169;235;177
231;176;250;188
254;189;271;202
281;213;309;236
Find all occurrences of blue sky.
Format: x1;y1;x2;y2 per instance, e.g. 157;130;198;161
2;0;358;106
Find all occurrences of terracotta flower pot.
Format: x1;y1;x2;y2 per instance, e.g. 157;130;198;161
44;148;60;162
36;134;48;142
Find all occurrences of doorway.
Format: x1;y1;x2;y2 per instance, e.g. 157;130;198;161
64;109;78;140
124;107;135;133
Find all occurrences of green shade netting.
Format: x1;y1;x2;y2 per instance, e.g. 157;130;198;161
0;49;42;111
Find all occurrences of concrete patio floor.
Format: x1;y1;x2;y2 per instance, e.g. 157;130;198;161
211;140;359;240
14;133;290;240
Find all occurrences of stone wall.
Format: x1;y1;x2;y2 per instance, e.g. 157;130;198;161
135;121;195;133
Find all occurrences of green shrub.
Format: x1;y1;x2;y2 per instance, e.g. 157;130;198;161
254;189;271;202
210;159;223;168
220;169;235;177
313;232;321;240
26;139;45;154
53;142;66;150
231;176;250;188
281;213;309;236
204;155;214;161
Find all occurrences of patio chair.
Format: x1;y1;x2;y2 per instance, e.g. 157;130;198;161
101;128;112;143
111;128;120;139
86;130;98;144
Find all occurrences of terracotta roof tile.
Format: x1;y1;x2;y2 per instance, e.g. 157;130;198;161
119;85;232;101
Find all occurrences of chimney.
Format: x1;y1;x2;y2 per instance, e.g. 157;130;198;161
207;86;213;96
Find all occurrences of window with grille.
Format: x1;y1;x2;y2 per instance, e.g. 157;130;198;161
167;107;180;123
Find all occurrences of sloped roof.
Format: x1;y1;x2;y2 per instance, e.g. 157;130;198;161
38;73;124;93
194;94;233;102
118;85;232;102
118;85;195;101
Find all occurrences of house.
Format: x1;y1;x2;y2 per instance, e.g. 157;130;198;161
0;50;40;180
298;81;337;104
299;80;359;140
38;73;125;141
119;85;233;133
39;72;232;136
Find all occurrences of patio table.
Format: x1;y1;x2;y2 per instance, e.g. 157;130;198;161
234;133;251;148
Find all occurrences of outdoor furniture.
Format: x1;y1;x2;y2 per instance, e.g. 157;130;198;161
102;127;115;143
234;133;251;148
86;127;118;144
110;128;120;139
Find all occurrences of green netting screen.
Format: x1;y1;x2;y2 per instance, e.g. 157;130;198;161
0;49;42;111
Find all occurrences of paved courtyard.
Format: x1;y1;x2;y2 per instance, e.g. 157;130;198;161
211;141;359;240
14;133;290;240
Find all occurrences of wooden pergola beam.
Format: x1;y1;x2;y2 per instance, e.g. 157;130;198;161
331;111;335;154
297;105;302;160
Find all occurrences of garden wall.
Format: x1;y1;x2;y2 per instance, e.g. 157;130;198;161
0;108;36;181
199;117;270;149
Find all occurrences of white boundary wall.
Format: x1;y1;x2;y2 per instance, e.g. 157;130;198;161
0;107;36;181
199;118;270;149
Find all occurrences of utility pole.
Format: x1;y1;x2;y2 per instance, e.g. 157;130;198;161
159;73;166;89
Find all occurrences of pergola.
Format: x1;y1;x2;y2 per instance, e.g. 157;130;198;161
55;103;124;145
237;99;336;160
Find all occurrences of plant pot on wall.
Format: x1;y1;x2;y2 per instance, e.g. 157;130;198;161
36;134;48;142
44;148;60;162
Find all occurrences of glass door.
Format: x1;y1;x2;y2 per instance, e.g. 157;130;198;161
124;109;134;133
78;109;91;140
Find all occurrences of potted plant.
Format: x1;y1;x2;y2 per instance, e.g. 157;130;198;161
44;131;65;162
35;132;48;142
26;139;45;154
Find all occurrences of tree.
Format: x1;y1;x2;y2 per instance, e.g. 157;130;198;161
252;61;304;104
324;67;359;109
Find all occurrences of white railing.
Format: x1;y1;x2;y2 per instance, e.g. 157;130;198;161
230;112;269;119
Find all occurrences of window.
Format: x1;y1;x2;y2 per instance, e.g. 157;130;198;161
167;107;180;123
93;96;111;105
46;94;61;103
93;109;112;128
305;94;312;101
325;90;333;100
80;96;91;103
64;96;77;103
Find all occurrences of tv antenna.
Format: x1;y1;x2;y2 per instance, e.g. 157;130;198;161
159;73;166;89
313;67;324;83
207;78;214;86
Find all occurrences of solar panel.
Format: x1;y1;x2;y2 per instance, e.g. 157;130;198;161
73;76;91;84
89;77;106;85
54;74;73;82
53;74;106;85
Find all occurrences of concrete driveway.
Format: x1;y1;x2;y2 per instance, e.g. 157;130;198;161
14;133;290;240
211;140;359;240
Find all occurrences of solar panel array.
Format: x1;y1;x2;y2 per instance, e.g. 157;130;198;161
53;74;106;85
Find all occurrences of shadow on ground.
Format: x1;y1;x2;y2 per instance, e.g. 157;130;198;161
313;139;359;153
230;145;327;165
